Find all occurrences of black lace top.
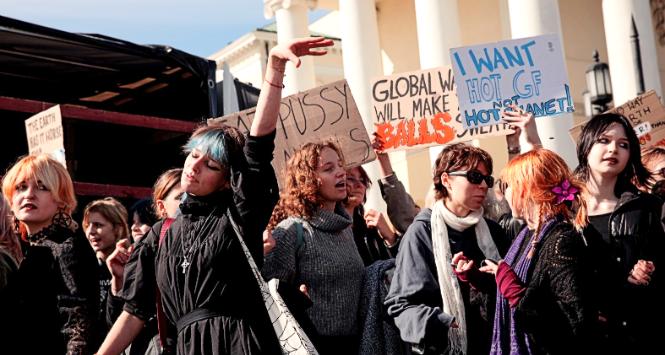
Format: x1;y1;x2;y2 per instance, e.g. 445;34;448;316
2;224;98;355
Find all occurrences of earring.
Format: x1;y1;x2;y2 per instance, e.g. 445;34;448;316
13;215;20;234
52;209;73;229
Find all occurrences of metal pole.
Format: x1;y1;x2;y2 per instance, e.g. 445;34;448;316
631;15;645;95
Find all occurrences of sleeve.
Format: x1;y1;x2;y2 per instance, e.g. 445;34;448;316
384;219;454;350
119;226;159;322
0;250;17;291
517;230;594;343
230;130;279;267
105;291;126;327
55;234;99;355
261;220;298;286
378;174;418;234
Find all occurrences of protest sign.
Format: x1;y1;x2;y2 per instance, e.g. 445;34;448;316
569;90;665;150
370;66;513;153
208;80;375;185
451;34;574;129
24;105;66;166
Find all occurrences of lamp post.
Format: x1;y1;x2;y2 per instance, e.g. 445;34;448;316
585;50;613;113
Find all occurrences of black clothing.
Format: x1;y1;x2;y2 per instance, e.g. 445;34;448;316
385;209;509;355
2;225;98;355
120;132;281;355
92;259;112;350
583;191;665;353
352;206;397;266
509;222;597;354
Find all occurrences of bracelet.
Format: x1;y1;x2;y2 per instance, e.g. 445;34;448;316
384;232;402;248
264;77;284;89
507;145;520;154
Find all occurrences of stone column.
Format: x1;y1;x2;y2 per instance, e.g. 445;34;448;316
413;0;464;168
508;0;577;166
339;0;386;211
602;0;663;105
264;0;318;96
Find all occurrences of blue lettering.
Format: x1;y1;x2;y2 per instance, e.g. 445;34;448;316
520;40;537;66
492;47;508;70
466;79;482;103
503;46;524;67
470;48;495;74
513;70;533;98
531;70;542;95
453;52;466;76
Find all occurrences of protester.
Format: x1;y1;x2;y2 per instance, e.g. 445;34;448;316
99;168;184;355
152;168;184;219
385;143;508;355
1;154;98;354
128;198;157;243
344;165;399;265
82;197;130;349
574;113;664;353
263;140;365;354
640;146;665;193
479;148;596;354
98;36;332;355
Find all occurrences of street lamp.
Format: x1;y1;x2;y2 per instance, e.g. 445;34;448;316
585;50;613;112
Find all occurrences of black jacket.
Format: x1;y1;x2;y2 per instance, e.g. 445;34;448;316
583;190;665;353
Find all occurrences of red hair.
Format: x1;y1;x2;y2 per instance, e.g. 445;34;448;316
502;149;587;232
268;141;345;230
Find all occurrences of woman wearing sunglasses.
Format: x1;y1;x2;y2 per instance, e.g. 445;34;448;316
385;143;509;355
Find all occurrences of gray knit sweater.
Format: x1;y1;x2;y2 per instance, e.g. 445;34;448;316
262;204;365;337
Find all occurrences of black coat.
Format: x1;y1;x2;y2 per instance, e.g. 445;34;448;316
120;132;281;355
1;225;98;355
583;191;665;353
507;222;597;355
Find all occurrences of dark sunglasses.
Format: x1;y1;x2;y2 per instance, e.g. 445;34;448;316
448;170;494;188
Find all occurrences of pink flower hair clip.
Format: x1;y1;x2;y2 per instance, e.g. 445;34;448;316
552;179;578;205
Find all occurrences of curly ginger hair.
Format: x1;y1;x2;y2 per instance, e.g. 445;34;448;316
267;141;345;230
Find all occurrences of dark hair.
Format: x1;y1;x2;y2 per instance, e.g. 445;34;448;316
130;198;158;226
574;113;651;195
433;143;493;200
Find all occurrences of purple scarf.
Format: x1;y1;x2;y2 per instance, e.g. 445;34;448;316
490;217;560;355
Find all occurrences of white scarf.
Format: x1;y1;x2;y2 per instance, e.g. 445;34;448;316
430;200;501;355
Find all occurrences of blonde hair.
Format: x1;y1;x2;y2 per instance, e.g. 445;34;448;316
2;154;77;237
82;197;129;240
0;195;21;263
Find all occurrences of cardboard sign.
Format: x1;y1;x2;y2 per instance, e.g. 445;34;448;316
24;105;66;166
370;66;513;153
451;34;574;129
208;80;376;185
569;90;665;149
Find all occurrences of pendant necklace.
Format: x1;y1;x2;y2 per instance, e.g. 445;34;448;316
180;206;218;274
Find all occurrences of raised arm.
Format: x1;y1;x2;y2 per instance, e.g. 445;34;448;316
502;104;542;159
250;37;333;137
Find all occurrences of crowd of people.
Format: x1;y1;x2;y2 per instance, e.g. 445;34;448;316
0;37;663;355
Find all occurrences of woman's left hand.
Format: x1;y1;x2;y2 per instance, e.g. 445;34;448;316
479;259;503;275
269;37;334;69
364;209;397;245
627;259;655;286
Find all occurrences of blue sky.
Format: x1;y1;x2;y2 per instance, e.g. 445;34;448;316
2;0;327;58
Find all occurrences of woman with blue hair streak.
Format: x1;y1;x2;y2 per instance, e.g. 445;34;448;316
97;36;334;355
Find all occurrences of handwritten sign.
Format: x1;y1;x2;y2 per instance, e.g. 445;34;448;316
208;80;375;185
370;66;513;152
569;90;665;149
24;105;66;166
451;34;574;129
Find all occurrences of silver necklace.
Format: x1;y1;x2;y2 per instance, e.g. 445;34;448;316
180;207;218;273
